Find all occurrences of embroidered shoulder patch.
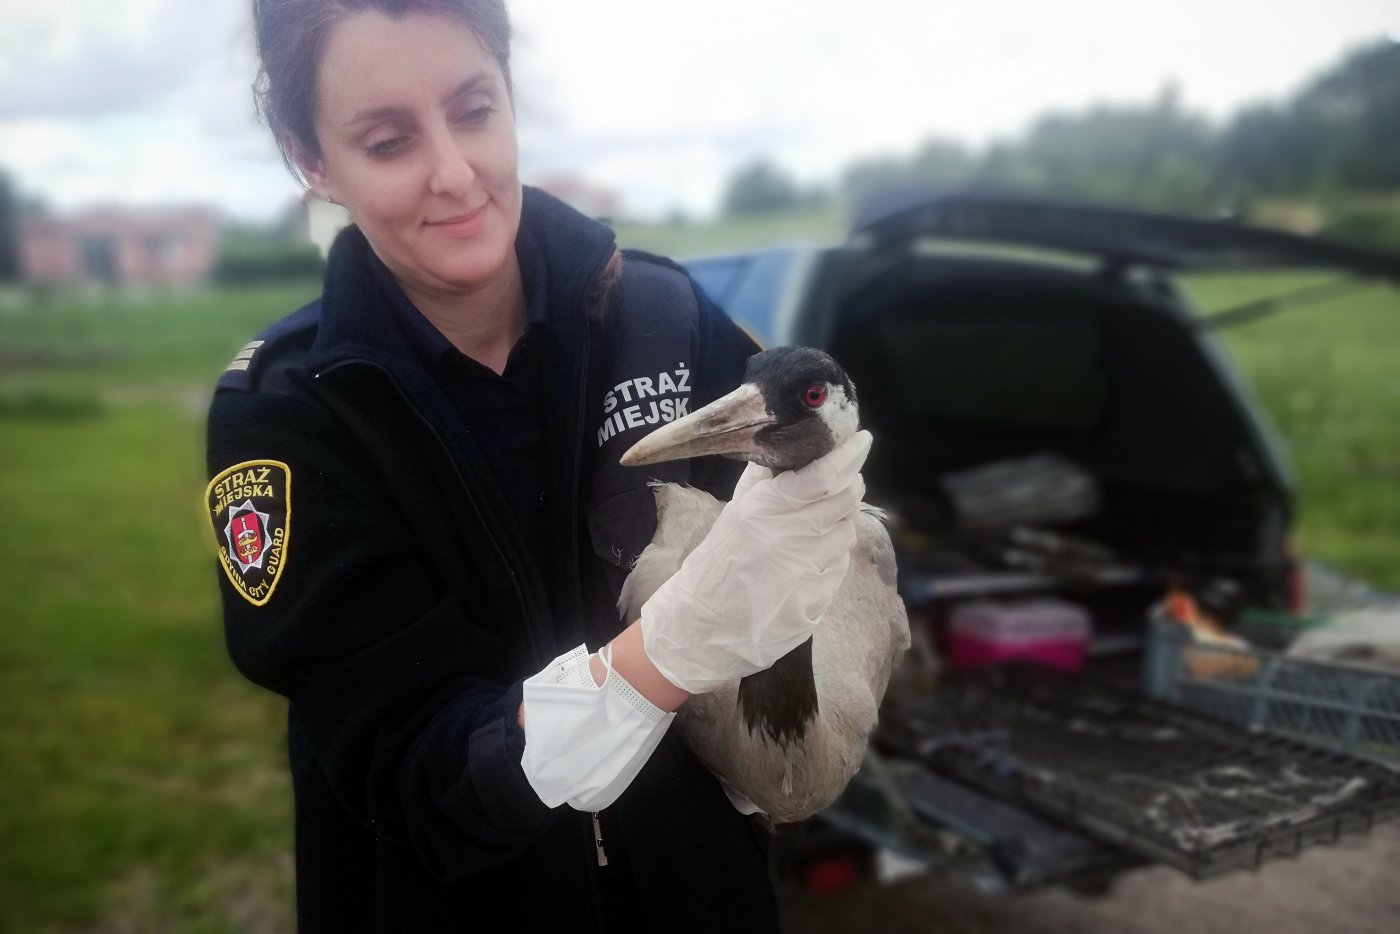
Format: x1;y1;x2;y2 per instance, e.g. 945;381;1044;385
206;459;291;606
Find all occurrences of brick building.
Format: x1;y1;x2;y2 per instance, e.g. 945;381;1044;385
20;207;220;288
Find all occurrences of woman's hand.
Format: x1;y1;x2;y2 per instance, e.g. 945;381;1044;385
637;431;871;694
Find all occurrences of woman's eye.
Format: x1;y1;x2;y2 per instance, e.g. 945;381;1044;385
366;136;407;158
802;385;827;408
459;105;496;125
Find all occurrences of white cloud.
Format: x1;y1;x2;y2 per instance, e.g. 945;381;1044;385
0;0;227;119
509;0;1399;215
0;0;300;218
0;115;297;218
0;0;1394;220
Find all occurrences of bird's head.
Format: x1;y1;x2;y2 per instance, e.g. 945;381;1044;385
620;346;859;472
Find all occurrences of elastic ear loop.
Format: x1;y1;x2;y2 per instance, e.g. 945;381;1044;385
598;642;616;684
585;642;616;688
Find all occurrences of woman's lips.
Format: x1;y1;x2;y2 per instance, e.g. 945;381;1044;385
427;205;487;237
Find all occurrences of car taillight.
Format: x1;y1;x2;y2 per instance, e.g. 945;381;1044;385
801;854;862;896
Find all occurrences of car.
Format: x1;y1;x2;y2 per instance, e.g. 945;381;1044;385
680;189;1400;894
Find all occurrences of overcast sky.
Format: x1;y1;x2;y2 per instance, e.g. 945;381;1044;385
0;0;1396;221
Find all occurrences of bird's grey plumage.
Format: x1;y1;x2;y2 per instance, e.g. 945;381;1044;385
619;344;909;821
619;485;910;822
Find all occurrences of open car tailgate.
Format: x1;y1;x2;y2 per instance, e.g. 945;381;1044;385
874;668;1400;878
852;189;1400;280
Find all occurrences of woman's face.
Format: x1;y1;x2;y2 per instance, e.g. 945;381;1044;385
298;11;521;298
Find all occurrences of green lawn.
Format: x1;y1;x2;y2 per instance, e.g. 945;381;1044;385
0;284;314;932
0;282;320;396
1186;273;1400;586
0;250;1396;929
612;205;845;256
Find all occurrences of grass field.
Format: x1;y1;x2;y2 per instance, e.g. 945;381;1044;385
0;227;1397;930
1185;273;1400;586
1;284;314;932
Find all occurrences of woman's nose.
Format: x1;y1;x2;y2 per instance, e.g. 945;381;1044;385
426;127;476;196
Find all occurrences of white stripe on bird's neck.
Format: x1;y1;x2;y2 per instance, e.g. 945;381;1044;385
817;384;859;446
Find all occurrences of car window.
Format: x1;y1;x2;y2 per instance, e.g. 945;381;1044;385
686;257;747;308
685;251;795;346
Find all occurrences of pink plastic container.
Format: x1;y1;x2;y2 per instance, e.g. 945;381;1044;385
947;599;1091;672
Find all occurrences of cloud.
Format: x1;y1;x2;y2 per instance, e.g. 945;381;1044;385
0;115;298;219
1;0;1395;221
0;0;246;121
0;1;295;218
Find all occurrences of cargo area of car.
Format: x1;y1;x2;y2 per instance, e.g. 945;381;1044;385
833;251;1291;599
793;248;1400;890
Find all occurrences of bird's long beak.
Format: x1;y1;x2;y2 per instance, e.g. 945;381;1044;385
620;383;776;466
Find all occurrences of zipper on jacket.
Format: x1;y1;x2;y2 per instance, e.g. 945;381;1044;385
591;812;609;867
562;311;593;644
320;358;610;933
313;359;545;666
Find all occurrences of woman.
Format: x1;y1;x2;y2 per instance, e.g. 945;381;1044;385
206;1;867;931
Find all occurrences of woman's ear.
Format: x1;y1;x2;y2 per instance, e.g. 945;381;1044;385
286;133;338;204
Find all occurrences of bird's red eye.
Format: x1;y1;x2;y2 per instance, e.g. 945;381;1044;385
802;384;827;408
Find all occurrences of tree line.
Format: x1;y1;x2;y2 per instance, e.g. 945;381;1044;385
723;40;1400;245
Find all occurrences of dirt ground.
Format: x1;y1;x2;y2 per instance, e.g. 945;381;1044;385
780;798;1399;934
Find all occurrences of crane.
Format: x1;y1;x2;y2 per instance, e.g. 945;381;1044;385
618;346;910;822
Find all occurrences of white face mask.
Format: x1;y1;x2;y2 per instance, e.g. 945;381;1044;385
520;644;675;812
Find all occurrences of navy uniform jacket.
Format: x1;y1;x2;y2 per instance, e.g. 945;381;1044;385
204;188;777;932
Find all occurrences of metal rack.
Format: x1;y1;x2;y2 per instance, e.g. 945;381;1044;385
878;667;1400;877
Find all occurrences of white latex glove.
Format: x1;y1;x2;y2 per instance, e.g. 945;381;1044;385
639;430;872;694
521;643;674;811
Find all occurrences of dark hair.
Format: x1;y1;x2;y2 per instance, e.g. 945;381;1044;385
252;0;512;179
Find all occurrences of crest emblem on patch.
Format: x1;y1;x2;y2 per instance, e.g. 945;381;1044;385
206;459;291;606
